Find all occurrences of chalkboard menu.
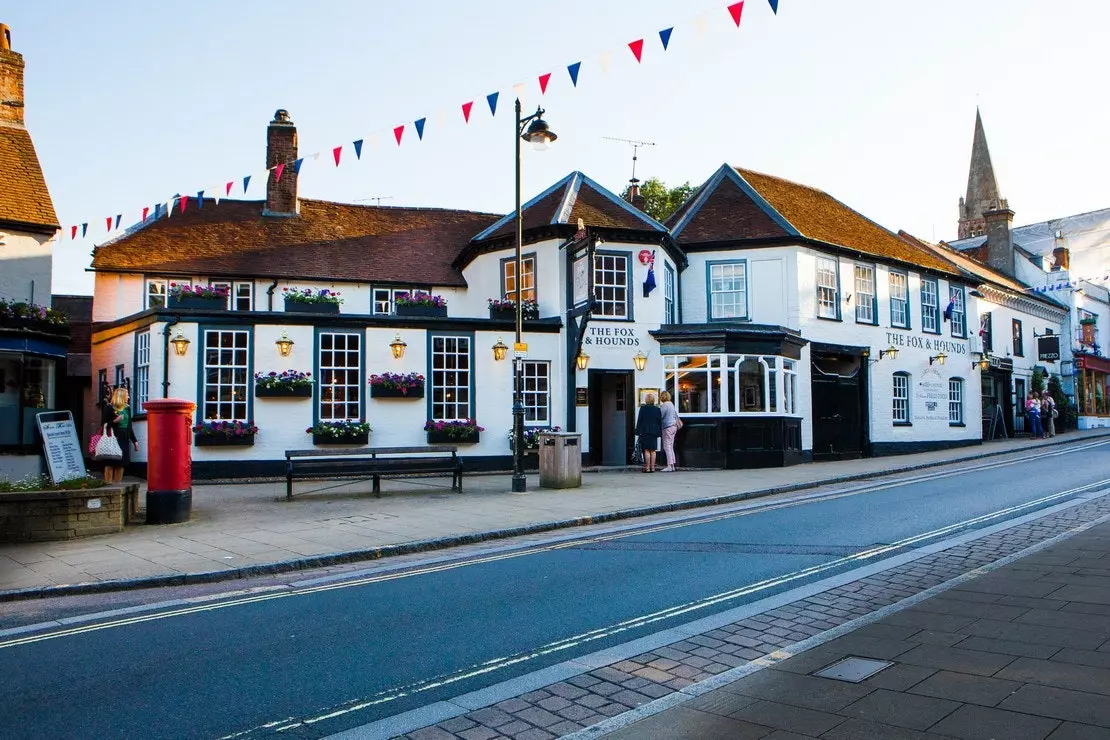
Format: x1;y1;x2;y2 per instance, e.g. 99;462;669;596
35;411;87;484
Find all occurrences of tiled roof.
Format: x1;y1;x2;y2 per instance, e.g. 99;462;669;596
667;170;788;243
734;167;961;276
898;231;1065;310
92;199;501;287
0;124;58;233
473;171;667;242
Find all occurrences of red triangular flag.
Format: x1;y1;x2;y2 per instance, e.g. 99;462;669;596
628;39;644;63
728;1;745;27
538;73;552;95
142;206;150;221
180;195;189;213
394;125;405;145
71;225;77;240
225;181;234;196
106;217;113;232
332;146;342;166
274;163;285;182
462;101;474;123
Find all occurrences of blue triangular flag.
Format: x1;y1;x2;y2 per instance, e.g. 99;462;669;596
415;118;426;140
293;158;305;174
567;62;581;87
659;28;673;50
768;0;779;13
196;190;204;209
114;214;122;230
353;139;363;160
243;175;252;193
154;203;162;219
81;223;88;238
487;92;499;116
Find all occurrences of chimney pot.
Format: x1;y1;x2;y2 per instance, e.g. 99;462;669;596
0;24;11;51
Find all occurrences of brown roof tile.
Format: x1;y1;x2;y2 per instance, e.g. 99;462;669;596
92;199;500;287
670;174;787;243
735;168;960;276
0;124;58;233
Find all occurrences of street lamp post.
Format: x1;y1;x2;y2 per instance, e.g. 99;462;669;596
512;98;557;493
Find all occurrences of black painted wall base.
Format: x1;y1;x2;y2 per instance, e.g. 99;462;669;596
870;438;982;456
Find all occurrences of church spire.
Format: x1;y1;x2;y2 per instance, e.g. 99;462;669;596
958;108;1003;239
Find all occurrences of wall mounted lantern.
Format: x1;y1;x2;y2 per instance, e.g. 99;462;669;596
929;352;948;366
576;352;590;371
170;330;190;357
389;334;407;360
632;350;648;372
492;337;509;362
275;331;295;357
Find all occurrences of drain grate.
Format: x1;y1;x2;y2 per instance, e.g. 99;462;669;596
813;656;894;683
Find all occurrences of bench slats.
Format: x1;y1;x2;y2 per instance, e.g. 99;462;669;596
285;445;462;499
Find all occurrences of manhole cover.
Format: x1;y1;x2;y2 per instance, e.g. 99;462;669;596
813;657;894;683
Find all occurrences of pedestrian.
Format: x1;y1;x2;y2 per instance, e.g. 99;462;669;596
1026;391;1044;440
1042;392;1057;437
635;393;663;473
106;386;139;483
659;390;682;472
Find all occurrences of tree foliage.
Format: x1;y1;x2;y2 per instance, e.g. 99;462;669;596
622;177;696;222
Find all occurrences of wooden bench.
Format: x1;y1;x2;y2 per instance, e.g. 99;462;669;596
284;446;462;500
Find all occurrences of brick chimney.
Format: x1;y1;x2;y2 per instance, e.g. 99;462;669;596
983;199;1015;276
626;179;646;211
1052;231;1070;271
0;23;27;127
265;109;298;216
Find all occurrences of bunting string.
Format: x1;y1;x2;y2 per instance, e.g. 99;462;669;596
59;0;783;244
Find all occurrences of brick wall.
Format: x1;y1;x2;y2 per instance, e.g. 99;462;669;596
0;486;131;542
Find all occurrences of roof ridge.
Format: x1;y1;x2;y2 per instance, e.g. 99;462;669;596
733;166;833;198
298;198;502;217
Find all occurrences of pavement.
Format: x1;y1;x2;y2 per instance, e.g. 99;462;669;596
2;430;1109;599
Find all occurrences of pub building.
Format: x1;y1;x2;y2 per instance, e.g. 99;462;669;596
89;110;992;479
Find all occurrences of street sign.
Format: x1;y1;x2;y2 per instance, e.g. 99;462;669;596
514;342;528;352
35;411;87;484
1037;335;1060;362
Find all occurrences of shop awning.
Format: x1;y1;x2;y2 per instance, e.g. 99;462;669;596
0;334;68;358
1076;354;1110;374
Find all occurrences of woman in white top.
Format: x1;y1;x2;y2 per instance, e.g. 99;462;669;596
659;391;681;472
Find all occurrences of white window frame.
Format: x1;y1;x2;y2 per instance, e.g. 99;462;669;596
816;256;840;319
708;261;748;320
783;359;797;415
889;271;909;328
135;331;150;414
593;252;629;318
854;264;875;324
502;255;537;303
521;360;550;424
372;287;418;314
233;282;253;311
949;285;967;338
431;334;472;421
146;278;167;309
921;278;939;333
201;329;250;422
892;372;910;424
317;332;362;422
949;378;964;425
662;354;798;417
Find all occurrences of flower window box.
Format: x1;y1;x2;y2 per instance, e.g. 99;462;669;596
167;284;228;310
425;419;483;445
308;421;371;446
193;420;258;447
256;385;312;398
195;433;256;447
283;287;342;314
254;370;313;398
395;292;447;318
369;372;425;399
488;298;539;321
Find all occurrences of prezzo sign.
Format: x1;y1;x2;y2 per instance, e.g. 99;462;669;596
886;331;968;355
1037;335;1061;362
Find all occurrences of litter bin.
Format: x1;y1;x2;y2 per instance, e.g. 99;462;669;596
143;398;196;524
539;432;582;489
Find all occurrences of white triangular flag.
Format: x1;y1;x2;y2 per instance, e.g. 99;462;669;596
598;50;612;74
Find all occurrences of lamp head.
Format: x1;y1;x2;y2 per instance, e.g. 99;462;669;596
576;351;590;371
170;330;190;357
523;110;557;151
492;337;509;362
389;334;407;360
929;352;948;366
275;330;295;357
633;350;648;372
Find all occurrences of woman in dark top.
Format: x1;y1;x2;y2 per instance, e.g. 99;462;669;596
635;393;663;473
106;386;139;483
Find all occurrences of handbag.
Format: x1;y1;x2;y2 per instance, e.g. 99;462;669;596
94;424;123;462
88;430;103;456
675;418;684;431
1052;408;1059;419
632;438;644;465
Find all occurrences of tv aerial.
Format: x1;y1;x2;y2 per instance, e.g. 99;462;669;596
603;136;656;186
355;196;394;206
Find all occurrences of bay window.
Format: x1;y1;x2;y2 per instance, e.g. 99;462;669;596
662;354;800;416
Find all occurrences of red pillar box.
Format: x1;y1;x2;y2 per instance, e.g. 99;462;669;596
142;398;196;524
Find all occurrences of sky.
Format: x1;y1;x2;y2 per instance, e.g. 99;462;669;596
8;0;1110;295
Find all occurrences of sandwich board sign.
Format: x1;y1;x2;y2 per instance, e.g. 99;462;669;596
35;411;87;484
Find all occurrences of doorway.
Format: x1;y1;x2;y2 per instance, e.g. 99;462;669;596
811;353;867;461
588;370;634;466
